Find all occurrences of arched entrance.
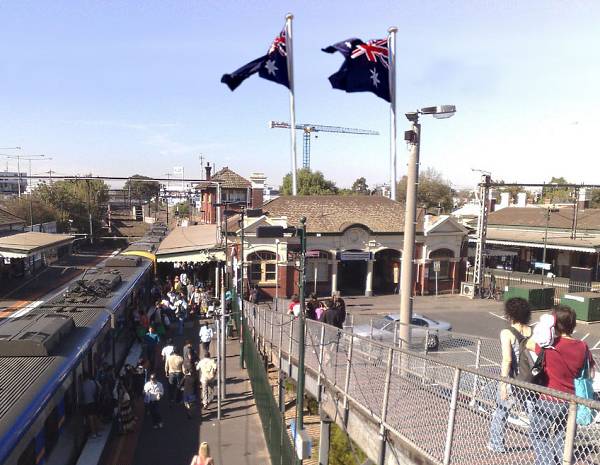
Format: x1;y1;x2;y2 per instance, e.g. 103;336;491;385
374;249;401;294
428;248;456;294
338;250;367;296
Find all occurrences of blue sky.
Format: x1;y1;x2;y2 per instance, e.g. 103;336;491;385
1;0;599;190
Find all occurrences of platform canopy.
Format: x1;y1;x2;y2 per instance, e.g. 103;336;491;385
0;232;75;259
155;224;224;263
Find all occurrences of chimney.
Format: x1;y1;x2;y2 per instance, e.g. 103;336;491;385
249;172;267;208
516;192;527;207
205;163;212;181
578;188;590;211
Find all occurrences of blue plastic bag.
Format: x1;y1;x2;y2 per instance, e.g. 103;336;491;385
575;352;595;426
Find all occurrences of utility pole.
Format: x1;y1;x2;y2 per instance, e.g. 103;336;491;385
542;207;551;286
571;187;580;240
473;174;491;297
295;217;307;465
239;206;245;369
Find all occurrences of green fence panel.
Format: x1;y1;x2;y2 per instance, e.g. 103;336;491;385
242;316;295;465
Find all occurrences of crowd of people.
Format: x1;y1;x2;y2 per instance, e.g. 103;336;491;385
286;292;347;329
488;298;596;465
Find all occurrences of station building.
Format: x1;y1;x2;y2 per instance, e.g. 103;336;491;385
230;196;468;298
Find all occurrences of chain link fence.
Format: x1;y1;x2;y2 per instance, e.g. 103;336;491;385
246;302;600;465
236;298;295;465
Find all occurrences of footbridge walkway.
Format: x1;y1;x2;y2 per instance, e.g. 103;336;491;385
243;302;600;465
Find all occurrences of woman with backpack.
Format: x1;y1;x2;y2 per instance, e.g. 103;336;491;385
488;297;532;453
527;306;595;465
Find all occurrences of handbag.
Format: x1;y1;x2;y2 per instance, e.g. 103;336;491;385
574;350;595;426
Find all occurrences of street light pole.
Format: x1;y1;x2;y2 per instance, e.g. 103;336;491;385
399;106;456;348
399;119;420;349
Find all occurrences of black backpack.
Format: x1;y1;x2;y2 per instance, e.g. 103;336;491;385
508;327;546;385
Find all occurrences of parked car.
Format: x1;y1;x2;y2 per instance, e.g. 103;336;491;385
352;313;452;350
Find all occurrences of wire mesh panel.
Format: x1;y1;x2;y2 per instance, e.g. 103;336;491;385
246;303;600;465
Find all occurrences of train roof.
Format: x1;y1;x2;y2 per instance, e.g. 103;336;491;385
0;252;153;463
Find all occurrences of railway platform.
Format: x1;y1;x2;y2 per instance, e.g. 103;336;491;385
100;322;270;465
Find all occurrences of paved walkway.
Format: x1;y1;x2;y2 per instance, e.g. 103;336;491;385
101;321;270;465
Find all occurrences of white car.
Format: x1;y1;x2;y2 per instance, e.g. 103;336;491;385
352;313;452;350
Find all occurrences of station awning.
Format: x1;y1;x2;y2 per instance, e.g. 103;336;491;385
0;232;75;259
155;224;224;263
468;229;600;254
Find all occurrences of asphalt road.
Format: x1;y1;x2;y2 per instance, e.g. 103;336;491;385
344;294;600;358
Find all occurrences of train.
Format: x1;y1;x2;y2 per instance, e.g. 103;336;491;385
0;225;165;465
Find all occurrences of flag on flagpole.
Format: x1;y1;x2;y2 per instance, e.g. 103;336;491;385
322;38;391;102
221;29;290;91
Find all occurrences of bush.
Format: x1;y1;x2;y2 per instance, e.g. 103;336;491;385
329;422;367;465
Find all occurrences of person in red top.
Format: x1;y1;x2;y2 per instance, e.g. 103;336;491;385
527;306;595;465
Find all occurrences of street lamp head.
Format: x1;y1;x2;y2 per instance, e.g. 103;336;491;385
421;105;456;119
405;112;419;123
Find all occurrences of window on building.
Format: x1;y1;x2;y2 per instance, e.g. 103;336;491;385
306;251;330;282
429;249;455;280
248;251;277;284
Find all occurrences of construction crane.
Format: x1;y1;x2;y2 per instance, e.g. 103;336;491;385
269;121;379;169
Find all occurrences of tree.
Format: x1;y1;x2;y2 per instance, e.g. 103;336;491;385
0;197;59;228
124;174;161;204
591;189;600;208
540;176;572;203
351;177;369;195
396;167;454;213
496;180;525;204
34;178;109;237
280;168;338;195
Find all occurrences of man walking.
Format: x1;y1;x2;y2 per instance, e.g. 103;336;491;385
198;322;214;357
143;373;164;429
197;354;217;408
165;348;184;404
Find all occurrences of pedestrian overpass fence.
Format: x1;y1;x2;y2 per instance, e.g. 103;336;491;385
245;303;600;465
233;296;295;465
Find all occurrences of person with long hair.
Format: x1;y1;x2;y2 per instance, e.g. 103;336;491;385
527;306;595;465
189;442;214;465
488;297;532;453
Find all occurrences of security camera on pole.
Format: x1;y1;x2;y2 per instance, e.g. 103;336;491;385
399;105;456;349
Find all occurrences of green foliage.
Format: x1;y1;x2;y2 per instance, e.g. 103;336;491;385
329;422;367;465
33;178;108;236
496;180;525;203
351;176;369;195
174;201;190;217
396;167;454;213
0;197;59;227
541;176;572;203
280;168;338;195
124;174;161;203
591;189;600;208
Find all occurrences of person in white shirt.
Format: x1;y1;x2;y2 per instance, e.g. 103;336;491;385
161;338;175;365
199;322;213;357
197;356;217;408
143;374;164;428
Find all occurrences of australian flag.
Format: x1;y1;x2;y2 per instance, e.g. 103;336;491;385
221;29;290;91
322;38;390;102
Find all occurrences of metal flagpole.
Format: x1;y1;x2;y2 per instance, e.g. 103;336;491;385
285;13;298;196
388;27;398;201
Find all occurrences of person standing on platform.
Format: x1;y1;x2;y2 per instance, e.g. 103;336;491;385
179;368;198;419
197;354;217;408
143;374;164;429
199;322;213;357
81;372;101;438
165;347;184;404
144;326;160;370
190;442;214;465
332;294;346;325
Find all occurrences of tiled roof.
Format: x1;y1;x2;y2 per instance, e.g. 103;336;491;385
261;195;422;234
210;167;251;189
0;207;25;227
488;207;600;231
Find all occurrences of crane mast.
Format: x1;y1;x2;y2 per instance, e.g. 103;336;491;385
269;121;379;169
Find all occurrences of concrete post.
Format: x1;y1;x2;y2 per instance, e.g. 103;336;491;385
331;258;338;295
318;413;332;465
365;259;374;296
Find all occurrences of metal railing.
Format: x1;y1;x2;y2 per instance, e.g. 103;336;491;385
467;269;600;305
245;303;600;465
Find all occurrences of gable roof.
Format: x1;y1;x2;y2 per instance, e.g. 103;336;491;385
261;195;422;234
211;167;251;189
0;208;26;227
488;207;600;231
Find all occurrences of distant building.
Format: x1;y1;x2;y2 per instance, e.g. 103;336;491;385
196;166;266;223
227;195;468;298
0;171;27;196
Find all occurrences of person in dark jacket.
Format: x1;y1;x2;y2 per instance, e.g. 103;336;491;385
179;369;199;419
306;293;319;320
